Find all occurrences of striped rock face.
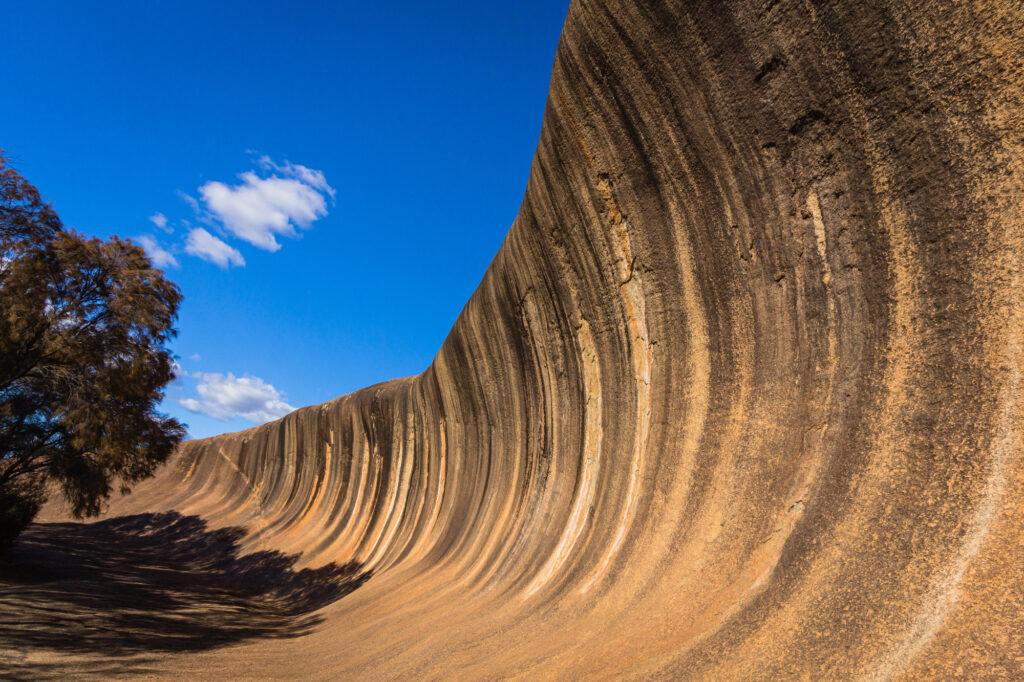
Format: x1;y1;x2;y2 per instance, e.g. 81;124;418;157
26;0;1024;678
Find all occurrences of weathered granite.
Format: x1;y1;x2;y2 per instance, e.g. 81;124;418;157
29;0;1024;677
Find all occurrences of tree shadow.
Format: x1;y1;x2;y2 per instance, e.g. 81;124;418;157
0;512;369;676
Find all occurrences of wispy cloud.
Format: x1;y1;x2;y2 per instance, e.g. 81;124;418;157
185;228;245;268
256;156;336;200
179;372;295;424
177;190;201;215
196;159;334;252
149;212;171;232
137;234;179;269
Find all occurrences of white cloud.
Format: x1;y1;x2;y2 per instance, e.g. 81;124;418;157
256;156;336;199
149;212;171;232
179;372;295;424
189;353;201;362
185;228;245;268
196;160;334;252
137;234;179;269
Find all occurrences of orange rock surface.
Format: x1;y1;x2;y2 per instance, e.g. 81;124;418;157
6;0;1024;677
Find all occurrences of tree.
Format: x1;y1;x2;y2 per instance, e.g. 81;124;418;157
0;153;185;551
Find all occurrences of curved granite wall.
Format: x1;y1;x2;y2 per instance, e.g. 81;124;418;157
89;0;1024;677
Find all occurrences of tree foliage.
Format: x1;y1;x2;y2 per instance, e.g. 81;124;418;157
1;154;185;549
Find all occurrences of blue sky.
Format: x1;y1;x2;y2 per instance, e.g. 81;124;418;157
3;1;568;438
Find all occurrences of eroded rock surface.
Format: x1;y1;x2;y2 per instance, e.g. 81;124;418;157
14;0;1024;677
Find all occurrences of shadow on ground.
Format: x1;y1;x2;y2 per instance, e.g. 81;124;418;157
0;512;369;675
